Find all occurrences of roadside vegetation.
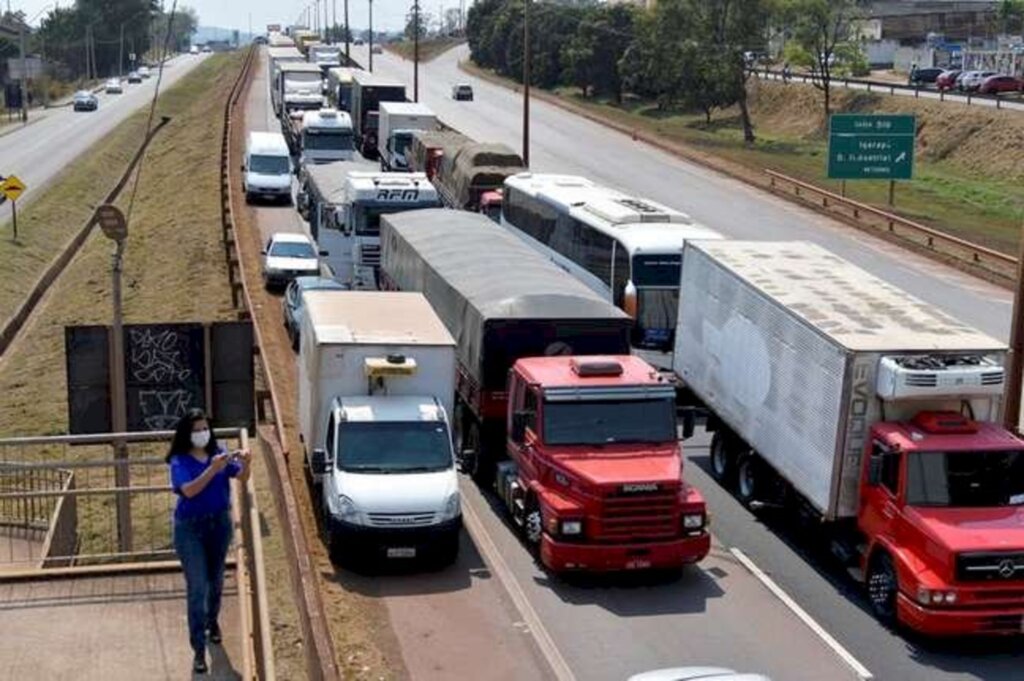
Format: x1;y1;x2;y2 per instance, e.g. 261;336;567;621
385;36;463;63
466;0;1024;253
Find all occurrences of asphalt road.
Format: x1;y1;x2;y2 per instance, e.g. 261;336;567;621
348;44;1024;681
0;54;209;206
243;51;555;681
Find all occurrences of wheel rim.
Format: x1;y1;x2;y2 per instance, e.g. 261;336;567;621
868;561;895;615
738;459;756;499
711;439;728;477
525;508;542;545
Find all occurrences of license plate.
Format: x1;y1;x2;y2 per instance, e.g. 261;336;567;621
625;559;651;570
387;547;416;559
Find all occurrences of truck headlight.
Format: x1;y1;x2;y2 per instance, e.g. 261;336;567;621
337;495;362;524
682;513;705;530
916;587;957;606
439;491;460;521
560;520;583;536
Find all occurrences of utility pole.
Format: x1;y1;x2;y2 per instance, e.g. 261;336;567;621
414;0;420;102
18;16;26;122
324;0;329;42
344;0;350;61
1006;221;1024;432
368;0;374;72
332;0;337;44
119;23;125;79
522;0;530;166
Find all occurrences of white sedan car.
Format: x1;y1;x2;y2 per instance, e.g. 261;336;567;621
105;78;123;94
261;232;325;290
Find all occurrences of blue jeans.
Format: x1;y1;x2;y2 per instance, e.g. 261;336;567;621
173;510;233;655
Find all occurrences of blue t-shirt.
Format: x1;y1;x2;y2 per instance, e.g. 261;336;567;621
169;450;241;520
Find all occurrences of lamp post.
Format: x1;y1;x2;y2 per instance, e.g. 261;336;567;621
522;0;531;166
344;0;350;61
413;0;420;102
368;0;374;72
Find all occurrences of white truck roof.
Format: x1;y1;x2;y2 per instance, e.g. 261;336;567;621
689;241;1005;352
379;101;435;117
305;290;455;346
302;108;352;129
338;395;446;423
279;62;324;75
347;172;437;198
247;131;289;155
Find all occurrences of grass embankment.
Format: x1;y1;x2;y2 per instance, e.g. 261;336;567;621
386;37;463;63
0;52;306;676
463;61;1024;255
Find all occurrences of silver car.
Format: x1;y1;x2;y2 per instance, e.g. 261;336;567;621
72;90;98;111
105;78;123;94
261;233;325;290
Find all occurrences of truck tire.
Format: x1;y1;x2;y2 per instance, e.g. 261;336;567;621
709;431;736;485
523;496;542;556
867;551;898;624
736;453;761;507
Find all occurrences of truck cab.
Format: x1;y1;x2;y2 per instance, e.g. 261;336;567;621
498;356;710;572
293;108;354;165
312;394;461;566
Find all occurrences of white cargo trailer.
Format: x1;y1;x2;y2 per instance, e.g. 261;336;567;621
673;240;1007;520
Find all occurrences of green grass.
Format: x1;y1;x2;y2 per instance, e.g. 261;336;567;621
385;37;463;63
467;61;1024;255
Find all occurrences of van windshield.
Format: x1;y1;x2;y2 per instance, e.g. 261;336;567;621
336;421;452;472
906;450;1024;507
250;154;289;174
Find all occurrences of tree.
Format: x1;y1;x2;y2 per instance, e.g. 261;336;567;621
405;4;431;41
997;0;1024;35
444;8;463;36
780;0;865;119
562;4;635;101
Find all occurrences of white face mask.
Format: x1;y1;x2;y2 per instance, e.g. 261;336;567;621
190;430;211;449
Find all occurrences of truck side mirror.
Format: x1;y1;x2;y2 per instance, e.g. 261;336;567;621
311;448;332;474
680;409;696;440
511;412;529;443
867;454;883;487
319;249;329;257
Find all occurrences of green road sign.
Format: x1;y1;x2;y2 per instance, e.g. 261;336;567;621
827;114;915;180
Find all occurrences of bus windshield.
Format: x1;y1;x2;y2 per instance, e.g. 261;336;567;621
632;254;681;350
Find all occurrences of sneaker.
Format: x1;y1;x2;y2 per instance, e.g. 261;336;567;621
208;622;222;645
193;652;208;674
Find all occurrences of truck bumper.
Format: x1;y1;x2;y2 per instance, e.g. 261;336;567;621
327;515;461;563
540;532;711;572
897;593;1024;636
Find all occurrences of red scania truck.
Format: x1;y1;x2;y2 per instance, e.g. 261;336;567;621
675;240;1024;635
381;209;711;572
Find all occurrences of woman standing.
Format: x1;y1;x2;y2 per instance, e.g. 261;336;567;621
167;408;251;674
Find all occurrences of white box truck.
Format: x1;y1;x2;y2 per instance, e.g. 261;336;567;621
378;102;438;171
674;241;1024;636
300;290;461;567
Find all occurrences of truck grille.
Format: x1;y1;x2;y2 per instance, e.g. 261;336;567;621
956;552;1024;582
366;512;436;527
360;243;381;266
596;490;678;543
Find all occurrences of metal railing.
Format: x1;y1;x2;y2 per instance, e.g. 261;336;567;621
764;170;1017;285
0;428;274;679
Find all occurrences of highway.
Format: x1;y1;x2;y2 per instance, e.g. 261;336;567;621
0;53;209;205
346;44;1024;681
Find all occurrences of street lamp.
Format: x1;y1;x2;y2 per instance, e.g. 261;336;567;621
368;0;374;72
414;0;420;102
522;0;531;166
344;0;350;61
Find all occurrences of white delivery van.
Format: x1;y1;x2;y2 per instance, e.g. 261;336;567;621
300;290;461;567
243;132;293;204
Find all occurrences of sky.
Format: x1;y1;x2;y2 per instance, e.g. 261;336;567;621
12;0;474;33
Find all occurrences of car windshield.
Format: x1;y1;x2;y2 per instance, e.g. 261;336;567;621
303;130;353;150
269;241;316;258
543;398;676;446
250;154;290;174
906;450;1024;507
336;421;452;472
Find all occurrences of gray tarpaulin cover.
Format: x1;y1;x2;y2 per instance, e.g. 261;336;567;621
381;209;630;386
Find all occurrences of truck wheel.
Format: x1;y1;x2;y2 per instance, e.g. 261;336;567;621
867;552;897;624
709;432;736;485
736;453;760;507
524;498;542;552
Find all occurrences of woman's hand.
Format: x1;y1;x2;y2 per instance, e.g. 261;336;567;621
209;452;231;473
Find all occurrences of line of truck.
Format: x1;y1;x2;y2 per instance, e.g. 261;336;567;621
259;36;1024;638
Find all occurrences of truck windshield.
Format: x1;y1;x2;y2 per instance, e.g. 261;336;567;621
906;450;1024;507
392;132;412;156
285;74;321;87
250;154;289;175
336;421;452;472
304;130;353;150
543;398;676;446
354;203;437;236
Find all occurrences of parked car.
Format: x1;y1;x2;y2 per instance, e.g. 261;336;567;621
979;74;1024;94
189;45;199;55
104;78;123;94
371;44;383;54
283;276;350;350
908;66;944;86
138;65;152;79
451;84;474;101
958;70;997;91
628;668;771;681
935;69;961;90
261;233;326;290
72;90;98;112
126;71;142;84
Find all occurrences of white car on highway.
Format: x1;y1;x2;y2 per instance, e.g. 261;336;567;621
105;78;123;94
243;131;293;204
138;65;152;79
261;233;325;290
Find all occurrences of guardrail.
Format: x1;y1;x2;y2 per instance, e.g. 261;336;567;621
220;45;341;681
751;68;1024;111
764;169;1017;285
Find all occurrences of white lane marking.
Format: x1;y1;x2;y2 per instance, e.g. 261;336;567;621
730;547;873;681
462;494;576;681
